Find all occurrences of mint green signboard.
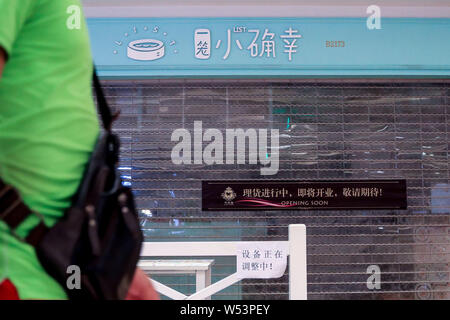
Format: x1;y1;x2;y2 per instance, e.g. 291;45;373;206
87;18;450;78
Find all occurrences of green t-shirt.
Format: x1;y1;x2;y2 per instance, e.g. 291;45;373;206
0;0;99;299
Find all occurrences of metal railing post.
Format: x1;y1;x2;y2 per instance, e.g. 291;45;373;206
288;224;307;300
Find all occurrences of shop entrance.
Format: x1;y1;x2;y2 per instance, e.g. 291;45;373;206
97;79;449;299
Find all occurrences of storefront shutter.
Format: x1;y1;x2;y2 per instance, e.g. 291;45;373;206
96;80;449;300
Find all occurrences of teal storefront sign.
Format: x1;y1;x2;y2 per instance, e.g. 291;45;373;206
87;17;450;78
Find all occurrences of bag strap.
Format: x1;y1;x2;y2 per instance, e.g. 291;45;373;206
0;178;47;245
0;68;113;244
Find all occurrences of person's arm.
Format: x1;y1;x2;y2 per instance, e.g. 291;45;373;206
126;267;160;300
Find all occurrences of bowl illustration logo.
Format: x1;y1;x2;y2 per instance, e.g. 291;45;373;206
127;39;165;61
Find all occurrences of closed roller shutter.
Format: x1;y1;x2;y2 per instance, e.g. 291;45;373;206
97;79;449;300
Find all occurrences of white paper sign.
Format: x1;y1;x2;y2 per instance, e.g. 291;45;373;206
236;242;287;279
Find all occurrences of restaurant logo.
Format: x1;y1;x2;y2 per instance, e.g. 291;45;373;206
111;25;302;62
195;29;211;59
112;25;178;59
221;187;237;205
194;26;302;61
127;39;165;61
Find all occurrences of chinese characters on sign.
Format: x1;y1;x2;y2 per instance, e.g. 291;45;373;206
202;180;407;210
194;29;211;59
243;186;383;199
195;26;302;61
236;242;287;279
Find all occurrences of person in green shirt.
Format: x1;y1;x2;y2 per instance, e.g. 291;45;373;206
0;0;157;300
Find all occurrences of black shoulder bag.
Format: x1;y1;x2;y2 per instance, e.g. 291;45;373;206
0;70;143;300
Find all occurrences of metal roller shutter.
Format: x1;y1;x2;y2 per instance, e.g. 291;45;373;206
97;79;449;300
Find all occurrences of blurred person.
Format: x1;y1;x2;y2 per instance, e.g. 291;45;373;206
0;0;158;300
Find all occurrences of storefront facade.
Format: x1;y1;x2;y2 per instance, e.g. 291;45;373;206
84;1;450;299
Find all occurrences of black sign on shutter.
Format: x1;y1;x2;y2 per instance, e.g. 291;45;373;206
202;180;407;211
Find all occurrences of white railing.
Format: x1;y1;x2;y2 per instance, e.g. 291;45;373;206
139;259;214;300
140;224;307;300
